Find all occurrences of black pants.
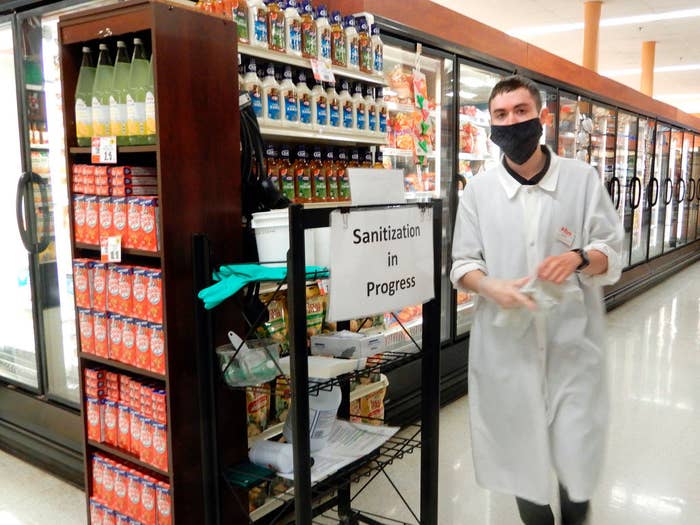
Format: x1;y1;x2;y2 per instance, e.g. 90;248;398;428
515;484;589;525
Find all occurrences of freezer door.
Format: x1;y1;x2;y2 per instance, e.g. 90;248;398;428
675;132;693;246
558;92;592;162
690;135;700;243
649;124;670;259
662;129;683;253
614;111;638;268
630;118;655;266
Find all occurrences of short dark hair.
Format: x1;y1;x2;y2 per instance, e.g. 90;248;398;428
488;75;542;113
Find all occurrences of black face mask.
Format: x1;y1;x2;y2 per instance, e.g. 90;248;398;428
490;117;543;165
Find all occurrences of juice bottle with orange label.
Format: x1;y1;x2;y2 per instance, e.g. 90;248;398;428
330;10;346;67
336;148;350;200
310;146;327;202
324;147;339;200
293;145;313;203
279;144;295;201
357;16;373;74
266;0;286;52
300;0;317;59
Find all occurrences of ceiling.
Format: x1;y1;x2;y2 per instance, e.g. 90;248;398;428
430;0;700;115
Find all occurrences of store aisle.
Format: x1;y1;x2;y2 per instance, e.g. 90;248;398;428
1;262;699;524
354;261;700;524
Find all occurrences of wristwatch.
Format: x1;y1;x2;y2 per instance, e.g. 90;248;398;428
571;248;590;272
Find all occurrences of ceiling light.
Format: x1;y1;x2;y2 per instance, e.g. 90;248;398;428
460;76;495;88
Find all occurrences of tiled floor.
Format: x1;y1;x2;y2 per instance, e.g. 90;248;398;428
1;262;699;524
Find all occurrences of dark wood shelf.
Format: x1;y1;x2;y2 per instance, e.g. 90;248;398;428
79;352;166;382
74;242;161;259
69;145;158;154
87;440;170;479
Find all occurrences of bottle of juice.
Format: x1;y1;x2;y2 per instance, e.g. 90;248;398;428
326;82;340;128
376;86;387;135
315;5;331;62
371;23;383;74
325;147;339;200
266;0;286;52
352;82;366;132
338;79;354;130
357;16;372;74
300;0;317;59
296;70;312;128
365;84;377;134
91;43;113;138
362;148;373;167
233;0;250;43
344;16;359;71
293;145;312;202
310;145;327;201
144;55;156;144
336;148;350;200
109;41;130;145
248;0;268;48
280;65;298;126
311;79;328;129
261;63;282;125
126;38;150;145
330;10;346;67
284;0;302;56
242;58;263;119
75;46;95;146
373;148;384;168
279;144;295;201
265;143;281;190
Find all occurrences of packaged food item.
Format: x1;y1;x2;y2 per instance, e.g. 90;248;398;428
73;194;87;243
121;317;136;366
386;65;412;102
116;265;133;317
134;320;150;370
248;485;268;513
113;463;128;514
78;308;95;354
152;389;167;421
98;196;114;240
92;261;108;311
102;460;116;507
125;197;141;249
139;197;160;252
103;507;116;525
104;399;119;446
129;410;142;456
140;478;157;525
90;499;104;525
73;259;93;308
152;422;168;471
109;166;157;178
126;470;142;519
139;417;154;466
359;355;382;385
85;195;100;245
118;403;131;451
155;482;172;525
246;385;270;437
86;397;103;442
92;455;105;499
107;264;121;313
93;311;109;357
360;385;386;425
112;196;128;243
131;267;149;320
108;313;124;361
145;269;163;324
306;284;324;339
311;330;384;359
148;323;165;374
256;290;288;354
274;375;291;423
349;398;361;423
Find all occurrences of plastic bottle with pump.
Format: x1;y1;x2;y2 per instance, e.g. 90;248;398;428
284;0;302;56
75;46;95;146
315;5;331;62
310;145;327;201
330;10;346;67
365;84;377;133
325;147;339;200
261;63;282;125
280;65;298;126
376;86;387;135
344;16;359;71
282;380;341;452
266;0;285;52
109;41;130;145
326;82;341;128
233;0;250;43
311;79;328;129
352;82;367;133
242;58;263;119
300;0;317;59
336;148;350;201
356;16;372;74
371;23;383;74
279;144;295;201
126;38;150;145
338;79;354;130
248;0;269;48
296;70;312;128
91;43;114;138
144;56;156;145
293;145;313;202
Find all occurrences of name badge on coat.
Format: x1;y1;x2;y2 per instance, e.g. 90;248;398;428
557;226;575;247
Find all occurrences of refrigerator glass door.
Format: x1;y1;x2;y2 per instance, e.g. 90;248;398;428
0;20;40;389
455;61;504;336
676;132;693;246
649;124;670;259
614;111;637;268
591;104;617;201
537;83;557;151
691;135;700;242
663;129;683;253
381;41;454;344
558;93;591;162
630;118;655;265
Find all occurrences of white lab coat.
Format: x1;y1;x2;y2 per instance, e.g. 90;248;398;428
450;149;623;505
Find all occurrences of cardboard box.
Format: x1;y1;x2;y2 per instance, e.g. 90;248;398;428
310;330;385;359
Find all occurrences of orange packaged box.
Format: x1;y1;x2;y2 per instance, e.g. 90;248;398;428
125;197;141;250
108;313;124;361
90;499;104;525
131;267;149;321
152;389;166;419
107;265;121;314
152;423;168;472
156;482;172;525
129;410;142;456
145;270;163;324
92;262;107;312
103;400;119;446
139;418;154;466
72;195;87;243
118;403;131;452
140;478;157;525
72;259;92;309
109;166;157;177
102;461;116;508
86;397;103;442
119;375;132;402
126;470;143;519
140;385;154;420
139;197;160;252
112;464;128;515
121;317;137;366
103;507;116;525
148;323;165;375
96;184;111;196
93;311;109;358
84;195;99;245
112;197;128;245
92;455;105;499
116;266;133;317
135;320;150;371
99;196;114;240
78;308;94;354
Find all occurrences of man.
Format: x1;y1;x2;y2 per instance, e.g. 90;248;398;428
450;75;623;525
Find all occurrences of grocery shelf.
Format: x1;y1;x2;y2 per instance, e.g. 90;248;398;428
238;43;386;85
458;152;486;161
79;352;167;382
87;440;169;478
69;145;158;154
74;242;161;259
259;125;387;145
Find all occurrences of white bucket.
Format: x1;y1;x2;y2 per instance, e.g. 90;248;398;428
251;209;316;265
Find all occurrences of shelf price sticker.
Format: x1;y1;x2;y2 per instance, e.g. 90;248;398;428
101;236;122;263
310;59;335;83
91;136;117;164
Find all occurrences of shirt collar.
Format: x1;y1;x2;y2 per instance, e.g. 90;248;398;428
497;146;559;199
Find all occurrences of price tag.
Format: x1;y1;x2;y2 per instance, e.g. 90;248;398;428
310;59;335;83
101;236;122;262
91;136;118;164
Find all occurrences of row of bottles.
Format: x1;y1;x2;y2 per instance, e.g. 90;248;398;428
75;38;156;146
240;60;387;134
265;144;382;203
196;0;383;75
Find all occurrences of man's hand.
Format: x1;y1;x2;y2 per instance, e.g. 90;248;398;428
537;252;581;284
478;276;537;310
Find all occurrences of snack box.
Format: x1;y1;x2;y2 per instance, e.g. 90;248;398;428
310;330;384;359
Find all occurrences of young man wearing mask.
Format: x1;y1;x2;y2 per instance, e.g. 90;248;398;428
450;75;623;525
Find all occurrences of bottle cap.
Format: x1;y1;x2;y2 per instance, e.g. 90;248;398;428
372;24;380;36
331;10;341;23
134;38;143;45
316;6;328;18
343;15;355;27
99;43;109;50
297;70;307;83
82;46;91;53
340;79;349;91
353;82;363;94
283;66;293;79
266;63;276;76
117;41;126;48
247;58;257;73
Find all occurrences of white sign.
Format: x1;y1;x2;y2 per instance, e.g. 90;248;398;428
91;136;117;164
310;59;335;83
327;206;434;321
101;235;122;262
348;168;406;206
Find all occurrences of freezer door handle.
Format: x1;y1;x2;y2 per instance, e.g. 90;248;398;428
664;178;673;205
676;179;685;203
688;178;696;202
631;176;642;209
649;177;659;207
15;171;51;254
16;171;32;252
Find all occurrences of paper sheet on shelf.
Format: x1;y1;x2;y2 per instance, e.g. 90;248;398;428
278;420;399;483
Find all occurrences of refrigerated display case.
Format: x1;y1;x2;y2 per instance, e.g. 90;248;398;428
591;103;617;201
558;92;592;162
630;117;656;266
690;135;700;243
649;124;671;259
614;111;637;267
537;82;557;151
676;132;693;246
663;128;684;252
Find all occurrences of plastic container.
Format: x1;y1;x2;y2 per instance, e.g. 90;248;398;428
283;379;341;452
250;209;316;265
249;440;294;473
216;338;281;387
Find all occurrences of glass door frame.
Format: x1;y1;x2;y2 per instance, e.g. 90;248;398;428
613;110;639;269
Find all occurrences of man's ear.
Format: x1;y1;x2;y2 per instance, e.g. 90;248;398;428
539;107;550;125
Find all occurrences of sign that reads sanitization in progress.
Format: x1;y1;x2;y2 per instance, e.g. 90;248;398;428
327;206;434;322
